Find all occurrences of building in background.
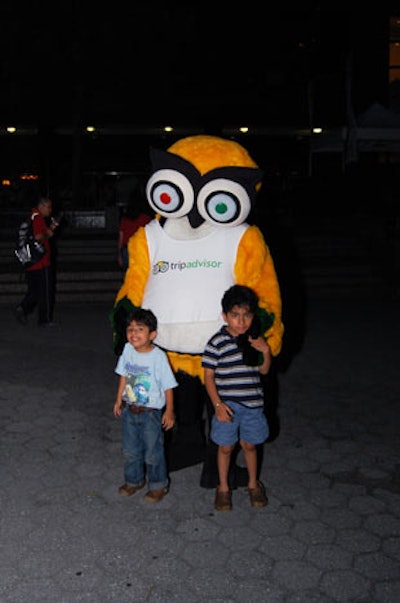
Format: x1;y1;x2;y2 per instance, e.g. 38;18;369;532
0;6;399;223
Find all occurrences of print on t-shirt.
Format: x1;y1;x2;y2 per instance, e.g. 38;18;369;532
123;371;151;406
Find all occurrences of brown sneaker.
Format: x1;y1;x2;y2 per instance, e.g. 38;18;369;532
144;487;169;503
214;488;232;511
118;482;145;497
248;481;268;508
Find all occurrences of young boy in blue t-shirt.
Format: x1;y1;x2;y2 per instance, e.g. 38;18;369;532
113;308;177;503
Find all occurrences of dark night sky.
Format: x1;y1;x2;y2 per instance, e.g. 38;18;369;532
0;3;399;215
0;2;397;180
1;4;371;128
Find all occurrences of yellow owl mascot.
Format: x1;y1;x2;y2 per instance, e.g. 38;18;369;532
110;134;284;487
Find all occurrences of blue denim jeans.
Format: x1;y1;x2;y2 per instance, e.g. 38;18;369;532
121;407;168;491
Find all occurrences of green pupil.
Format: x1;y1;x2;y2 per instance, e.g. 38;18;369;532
215;203;227;215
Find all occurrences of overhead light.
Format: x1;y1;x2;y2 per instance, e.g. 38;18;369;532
239;126;249;133
312;127;322;134
86;126;96;132
20;173;39;180
164;126;173;133
6;126;16;133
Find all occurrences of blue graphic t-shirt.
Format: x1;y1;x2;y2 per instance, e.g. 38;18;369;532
115;344;178;409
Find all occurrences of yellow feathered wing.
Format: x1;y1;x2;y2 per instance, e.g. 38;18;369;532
115;227;150;306
235;225;284;357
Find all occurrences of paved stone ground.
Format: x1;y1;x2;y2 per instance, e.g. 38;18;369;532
0;297;399;603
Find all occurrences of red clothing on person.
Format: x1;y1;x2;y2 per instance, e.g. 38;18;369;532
27;207;51;271
119;213;152;246
16;197;57;326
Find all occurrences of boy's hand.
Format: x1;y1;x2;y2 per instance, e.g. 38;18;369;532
215;402;234;423
162;409;175;430
113;401;122;418
249;335;270;354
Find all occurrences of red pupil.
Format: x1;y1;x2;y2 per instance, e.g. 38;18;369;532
160;192;171;205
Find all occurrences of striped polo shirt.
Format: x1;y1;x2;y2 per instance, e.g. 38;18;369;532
202;326;264;408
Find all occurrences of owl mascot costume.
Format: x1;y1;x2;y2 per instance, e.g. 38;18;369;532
110;134;284;488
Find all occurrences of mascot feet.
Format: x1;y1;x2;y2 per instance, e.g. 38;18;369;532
165;422;206;472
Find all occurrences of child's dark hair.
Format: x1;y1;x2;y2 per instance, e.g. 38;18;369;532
126;308;157;332
221;285;258;314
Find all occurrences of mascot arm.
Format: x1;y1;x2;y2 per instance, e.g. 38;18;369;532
115;227;150;306
235;225;284;356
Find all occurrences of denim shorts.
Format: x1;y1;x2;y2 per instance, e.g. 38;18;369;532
210;401;269;446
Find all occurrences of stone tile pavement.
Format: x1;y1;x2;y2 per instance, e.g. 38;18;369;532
0;297;399;602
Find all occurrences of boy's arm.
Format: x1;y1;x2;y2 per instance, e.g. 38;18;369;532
203;367;220;407
258;346;272;375
113;375;126;417
204;367;233;422
161;388;175;430
249;337;272;375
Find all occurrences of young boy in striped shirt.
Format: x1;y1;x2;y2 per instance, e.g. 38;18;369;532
202;285;271;511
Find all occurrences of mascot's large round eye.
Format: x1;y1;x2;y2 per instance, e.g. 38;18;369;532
197;179;251;227
146;169;194;218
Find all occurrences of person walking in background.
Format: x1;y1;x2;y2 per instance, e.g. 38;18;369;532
117;195;152;271
113;308;177;503
202;285;272;512
14;196;59;327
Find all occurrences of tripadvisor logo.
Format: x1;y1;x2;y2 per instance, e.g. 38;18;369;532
152;259;223;274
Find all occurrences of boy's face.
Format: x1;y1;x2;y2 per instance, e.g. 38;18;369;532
126;320;156;352
223;304;254;338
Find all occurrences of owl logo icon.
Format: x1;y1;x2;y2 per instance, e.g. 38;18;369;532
153;261;169;274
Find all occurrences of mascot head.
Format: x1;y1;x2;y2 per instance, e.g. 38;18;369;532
146;135;263;228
